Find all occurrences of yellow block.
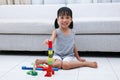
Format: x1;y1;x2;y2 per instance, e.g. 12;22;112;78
48;55;52;58
48;58;53;62
48;50;53;55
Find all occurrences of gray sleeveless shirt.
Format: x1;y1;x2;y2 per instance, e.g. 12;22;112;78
53;28;75;59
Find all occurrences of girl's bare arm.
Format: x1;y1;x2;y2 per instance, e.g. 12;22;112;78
43;29;57;44
74;44;86;62
49;29;57;43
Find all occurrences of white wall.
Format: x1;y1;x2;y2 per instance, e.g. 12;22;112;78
1;0;120;5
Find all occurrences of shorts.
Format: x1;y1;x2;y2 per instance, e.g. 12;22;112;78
53;55;76;62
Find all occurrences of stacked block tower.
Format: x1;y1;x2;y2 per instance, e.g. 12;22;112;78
48;40;53;65
45;40;54;77
21;40;59;77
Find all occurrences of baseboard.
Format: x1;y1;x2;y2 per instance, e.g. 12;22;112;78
0;51;48;56
0;50;120;57
78;51;120;57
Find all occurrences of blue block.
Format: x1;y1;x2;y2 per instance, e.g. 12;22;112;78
48;48;52;50
22;66;59;71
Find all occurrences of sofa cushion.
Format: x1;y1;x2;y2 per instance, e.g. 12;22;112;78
0;19;54;34
67;3;120;34
74;17;120;34
67;3;120;17
0;5;65;34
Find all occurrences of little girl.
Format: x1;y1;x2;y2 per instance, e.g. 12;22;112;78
35;7;97;70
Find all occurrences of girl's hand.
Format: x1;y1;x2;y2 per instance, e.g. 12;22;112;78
78;58;86;62
43;39;49;45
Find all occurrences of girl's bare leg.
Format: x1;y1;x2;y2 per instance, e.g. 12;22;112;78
35;59;62;68
62;60;98;70
52;59;62;68
35;59;48;65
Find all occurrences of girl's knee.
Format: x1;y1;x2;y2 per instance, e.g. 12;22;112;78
53;60;62;68
53;63;61;68
35;59;40;65
62;62;70;70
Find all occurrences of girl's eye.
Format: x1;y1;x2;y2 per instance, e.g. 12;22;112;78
66;16;70;19
60;16;64;19
60;16;70;19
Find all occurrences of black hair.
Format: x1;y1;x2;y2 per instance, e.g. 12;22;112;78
54;7;73;29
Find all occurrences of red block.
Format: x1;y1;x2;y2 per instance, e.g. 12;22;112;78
48;40;52;48
45;65;54;77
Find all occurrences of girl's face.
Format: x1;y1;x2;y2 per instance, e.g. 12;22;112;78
57;15;72;29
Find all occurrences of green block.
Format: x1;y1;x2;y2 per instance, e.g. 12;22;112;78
27;70;38;76
38;64;44;66
48;61;53;65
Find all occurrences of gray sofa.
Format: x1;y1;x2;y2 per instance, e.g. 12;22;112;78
0;3;120;52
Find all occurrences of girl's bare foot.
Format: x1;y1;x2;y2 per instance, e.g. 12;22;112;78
83;61;98;68
89;62;98;68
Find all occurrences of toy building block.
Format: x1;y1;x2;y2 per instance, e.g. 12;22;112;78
25;63;38;76
22;66;59;71
48;50;53;55
36;64;44;68
27;70;38;76
45;65;54;77
43;40;55;77
48;40;52;48
22;40;59;77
